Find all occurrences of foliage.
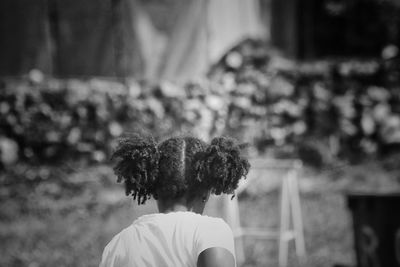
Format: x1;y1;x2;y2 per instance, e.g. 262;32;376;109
210;39;400;164
1;40;400;167
0;79;187;165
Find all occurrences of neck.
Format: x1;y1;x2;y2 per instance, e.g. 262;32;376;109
158;202;191;213
157;197;205;215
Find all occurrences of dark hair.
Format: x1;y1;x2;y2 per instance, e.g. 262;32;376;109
112;133;250;204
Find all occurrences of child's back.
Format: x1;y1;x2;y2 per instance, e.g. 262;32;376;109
100;211;235;267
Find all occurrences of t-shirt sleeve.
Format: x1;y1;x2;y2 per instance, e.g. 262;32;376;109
99;233;129;267
195;218;236;260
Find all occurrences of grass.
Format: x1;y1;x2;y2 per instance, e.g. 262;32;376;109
0;159;399;267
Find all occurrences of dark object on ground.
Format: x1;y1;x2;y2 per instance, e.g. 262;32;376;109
347;193;400;267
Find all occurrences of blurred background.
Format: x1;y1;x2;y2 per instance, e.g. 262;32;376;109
0;0;400;266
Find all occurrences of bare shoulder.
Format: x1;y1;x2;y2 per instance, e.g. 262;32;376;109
197;247;235;267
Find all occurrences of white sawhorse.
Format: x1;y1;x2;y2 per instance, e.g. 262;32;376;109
223;159;306;267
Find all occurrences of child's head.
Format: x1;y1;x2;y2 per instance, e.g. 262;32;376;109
112;133;250;209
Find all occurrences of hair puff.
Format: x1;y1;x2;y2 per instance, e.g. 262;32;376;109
195;136;250;195
112;133;160;204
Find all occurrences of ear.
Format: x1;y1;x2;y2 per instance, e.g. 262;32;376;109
202;191;211;202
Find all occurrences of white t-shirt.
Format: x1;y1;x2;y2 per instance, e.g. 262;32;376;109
99;211;236;267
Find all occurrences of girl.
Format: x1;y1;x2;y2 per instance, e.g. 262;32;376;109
100;134;250;267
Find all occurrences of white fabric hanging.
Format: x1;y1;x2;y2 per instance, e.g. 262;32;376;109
140;0;266;81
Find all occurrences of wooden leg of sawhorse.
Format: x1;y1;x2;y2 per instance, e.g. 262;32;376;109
288;170;306;262
279;173;291;267
279;170;306;267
